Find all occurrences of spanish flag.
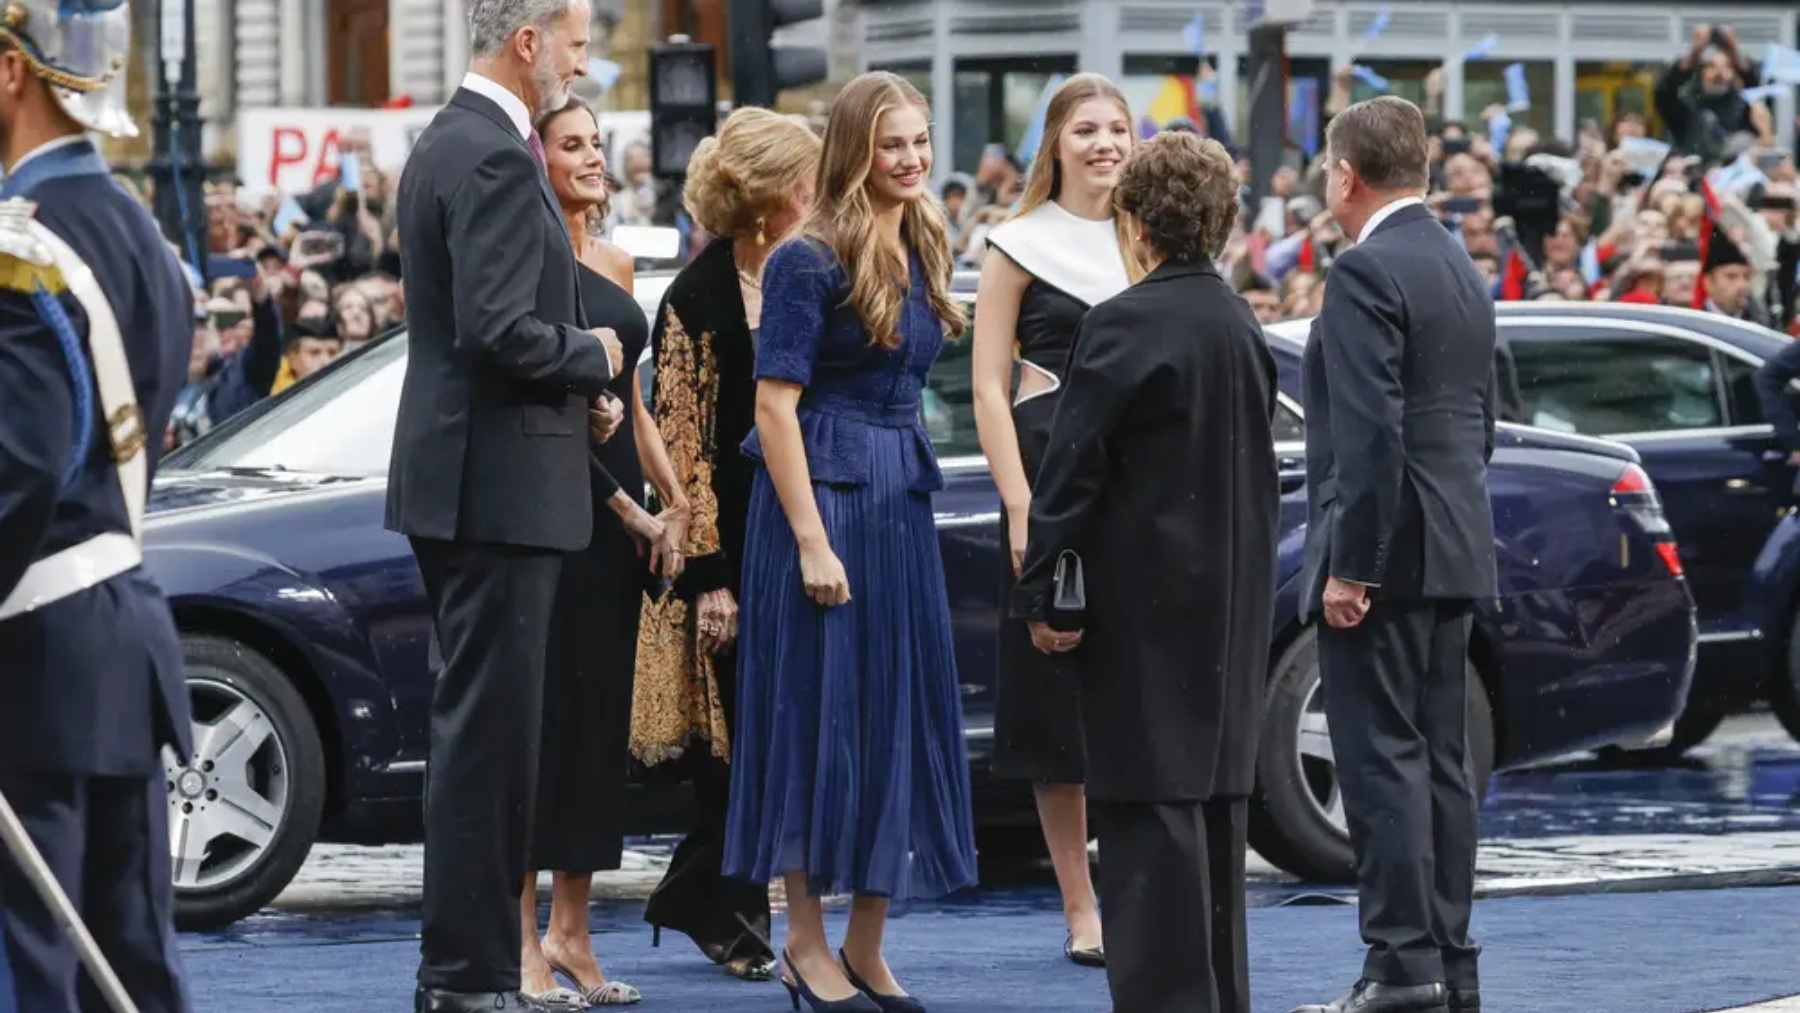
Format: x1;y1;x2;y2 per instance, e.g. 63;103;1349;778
1143;75;1203;132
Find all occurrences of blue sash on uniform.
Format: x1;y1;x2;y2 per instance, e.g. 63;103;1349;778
1;138;114;492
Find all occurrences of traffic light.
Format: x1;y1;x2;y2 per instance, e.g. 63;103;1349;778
727;0;829;109
648;38;718;182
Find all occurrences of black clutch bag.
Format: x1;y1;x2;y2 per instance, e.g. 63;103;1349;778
1047;550;1087;632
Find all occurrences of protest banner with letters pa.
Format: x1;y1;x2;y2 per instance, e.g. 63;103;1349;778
235;107;650;196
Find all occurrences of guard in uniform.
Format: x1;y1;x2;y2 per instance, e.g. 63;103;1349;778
0;2;197;1011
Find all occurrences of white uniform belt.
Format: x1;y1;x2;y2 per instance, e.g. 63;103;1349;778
0;208;147;622
0;532;141;620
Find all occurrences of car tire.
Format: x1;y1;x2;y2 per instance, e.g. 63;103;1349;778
1248;628;1495;883
169;635;325;932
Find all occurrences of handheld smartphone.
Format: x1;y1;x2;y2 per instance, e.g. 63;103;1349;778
209;308;249;331
1441;195;1483;215
1753;148;1786;174
207;253;259;280
294;230;346;261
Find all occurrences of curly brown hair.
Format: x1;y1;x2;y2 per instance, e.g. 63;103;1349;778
1111;131;1238;264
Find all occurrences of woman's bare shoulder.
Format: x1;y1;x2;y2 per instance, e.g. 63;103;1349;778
586;238;636;289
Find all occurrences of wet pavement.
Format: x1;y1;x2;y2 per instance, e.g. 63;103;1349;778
261;714;1800;916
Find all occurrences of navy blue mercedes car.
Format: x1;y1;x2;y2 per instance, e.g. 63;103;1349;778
1472;303;1800;754
147;277;1696;930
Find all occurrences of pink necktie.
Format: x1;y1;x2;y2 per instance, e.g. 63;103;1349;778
527;131;546;168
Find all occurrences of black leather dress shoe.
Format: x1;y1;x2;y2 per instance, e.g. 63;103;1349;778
415;987;549;1012
1448;987;1480;1011
1287;979;1449;1013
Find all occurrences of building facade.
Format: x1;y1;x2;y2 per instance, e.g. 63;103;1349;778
126;0;855;164
857;0;1800;178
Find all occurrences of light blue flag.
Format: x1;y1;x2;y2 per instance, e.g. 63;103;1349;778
338;151;362;193
1462;33;1499;62
1182;12;1205;54
1014;73;1067;169
1488;110;1512;153
1198;76;1219;104
1743;83;1785;104
1364;7;1391;41
1578;240;1602;287
1350;65;1389;91
272;196;308;235
1503;63;1530;111
589;58;623;90
1762;43;1800;85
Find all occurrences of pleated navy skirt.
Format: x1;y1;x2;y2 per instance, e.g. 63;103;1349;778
723;429;979;901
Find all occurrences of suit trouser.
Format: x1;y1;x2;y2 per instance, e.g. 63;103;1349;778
1317;599;1481;990
0;772;191;1013
411;538;562;994
1091;797;1249;1013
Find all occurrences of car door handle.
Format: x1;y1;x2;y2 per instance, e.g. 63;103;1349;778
1725;478;1770;494
1765;449;1795;464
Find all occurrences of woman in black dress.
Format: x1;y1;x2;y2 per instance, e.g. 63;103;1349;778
971;73;1138;966
517;97;689;1009
631;106;820;984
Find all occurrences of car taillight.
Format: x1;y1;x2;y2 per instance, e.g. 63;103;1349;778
1611;463;1682;576
1612;464;1651;495
1654;542;1684;576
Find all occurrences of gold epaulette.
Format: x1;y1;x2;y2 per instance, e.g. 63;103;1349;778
0;196;63;294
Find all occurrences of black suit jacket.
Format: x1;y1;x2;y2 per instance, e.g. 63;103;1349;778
386;87;615;552
1011;259;1281;802
1298;202;1498;621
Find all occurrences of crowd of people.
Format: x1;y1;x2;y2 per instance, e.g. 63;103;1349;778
941;24;1800;335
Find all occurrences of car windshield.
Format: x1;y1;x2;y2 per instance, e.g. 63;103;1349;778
169;335;410;477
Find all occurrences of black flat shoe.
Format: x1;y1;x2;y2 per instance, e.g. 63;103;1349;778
839;948;926;1013
1448;987;1480;1011
1064;933;1106;968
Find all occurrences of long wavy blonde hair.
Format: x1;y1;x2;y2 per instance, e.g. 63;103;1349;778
800;71;965;347
1012;73;1143;281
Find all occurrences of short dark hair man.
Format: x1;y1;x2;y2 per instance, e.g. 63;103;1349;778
1290;95;1500;1013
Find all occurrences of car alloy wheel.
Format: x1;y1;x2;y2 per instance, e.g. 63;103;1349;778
171;634;325;931
165;677;293;891
1248;629;1495;883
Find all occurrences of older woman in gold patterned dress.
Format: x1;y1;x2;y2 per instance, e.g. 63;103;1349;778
633;106;821;983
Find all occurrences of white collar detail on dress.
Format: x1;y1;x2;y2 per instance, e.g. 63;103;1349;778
984;201;1133;308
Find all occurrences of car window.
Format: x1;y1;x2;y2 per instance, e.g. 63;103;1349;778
1509;333;1724;435
924;311;980;458
1720;353;1800;428
1273;400;1304;444
169;335;408;476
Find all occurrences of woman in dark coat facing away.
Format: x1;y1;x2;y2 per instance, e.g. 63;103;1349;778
1010;131;1281;1013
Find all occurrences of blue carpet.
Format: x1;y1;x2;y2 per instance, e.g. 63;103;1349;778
185;885;1800;1012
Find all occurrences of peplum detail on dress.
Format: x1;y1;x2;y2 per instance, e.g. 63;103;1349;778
739;390;943;492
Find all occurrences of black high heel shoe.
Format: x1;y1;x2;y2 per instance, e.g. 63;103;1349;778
838;949;926;1013
781;949;881;1013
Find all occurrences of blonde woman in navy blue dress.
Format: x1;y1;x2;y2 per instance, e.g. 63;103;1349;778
724;72;978;1013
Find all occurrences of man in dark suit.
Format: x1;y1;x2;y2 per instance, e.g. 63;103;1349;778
0;3;196;1009
1291;96;1498;1013
387;2;621;1010
1013;132;1281;1013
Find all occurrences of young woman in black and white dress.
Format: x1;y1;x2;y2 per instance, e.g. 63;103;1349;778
971;72;1139;967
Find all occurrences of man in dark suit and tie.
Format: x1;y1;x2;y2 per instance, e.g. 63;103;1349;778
1290;96;1498;1013
387;2;622;1010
